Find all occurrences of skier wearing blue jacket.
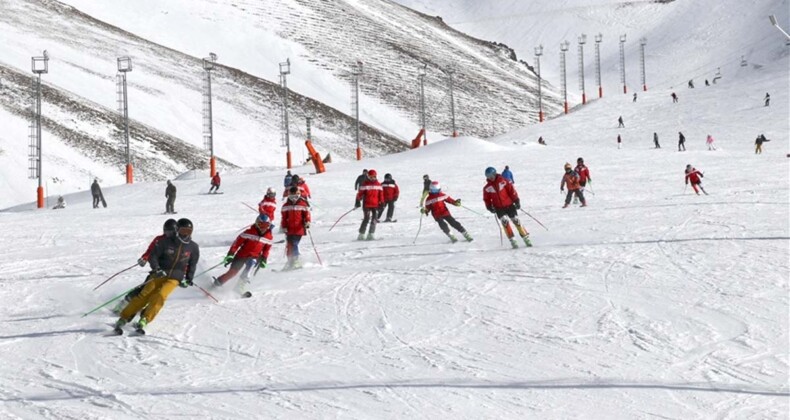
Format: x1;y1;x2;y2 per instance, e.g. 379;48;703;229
502;166;514;184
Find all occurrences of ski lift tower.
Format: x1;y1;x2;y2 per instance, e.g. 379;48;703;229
351;61;364;160
594;34;603;98
534;44;544;122
279;58;292;169
116;56;133;183
560;40;570;114
578;34;587;105
445;66;458;136
29;50;49;208
769;15;790;42
203;53;218;177
639;37;647;91
417;64;427;145
619;34;627;94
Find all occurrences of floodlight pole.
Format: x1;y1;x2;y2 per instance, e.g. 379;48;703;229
446;67;458;136
534;45;544;122
279;58;292;169
560;40;570;114
639;37;647;91
619;34;627;94
418;64;427;145
31;50;49;208
352;61;364;160
578;34;587;105
117;57;133;183
769;15;790;41
201;53;218;177
595;34;603;98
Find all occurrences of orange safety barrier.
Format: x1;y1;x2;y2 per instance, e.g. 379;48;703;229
305;141;325;174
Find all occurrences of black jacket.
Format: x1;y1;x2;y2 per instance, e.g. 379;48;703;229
354;174;367;190
91;182;102;196
149;235;200;281
166;183;176;198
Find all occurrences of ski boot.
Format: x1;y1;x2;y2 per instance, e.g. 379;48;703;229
366;233;375;241
292;258;303;269
562;204;569;208
113;318;127;335
448;234;458;243
133;318;148;335
522;235;533;247
509;237;519;249
580;202;587;207
357;233;366;241
462;231;473;242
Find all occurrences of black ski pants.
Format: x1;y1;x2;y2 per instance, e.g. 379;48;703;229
437;216;465;234
379;200;395;220
565;189;586;205
359;208;378;234
166;196;176;213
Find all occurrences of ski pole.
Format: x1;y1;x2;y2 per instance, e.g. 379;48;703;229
683;184;688;194
519;208;549;231
307;229;323;266
495;215;503;246
193;283;219;303
329;207;358;231
460;205;485;217
82;285;139;317
93;263;137;291
242;202;257;213
194;261;225;279
413;213;424;244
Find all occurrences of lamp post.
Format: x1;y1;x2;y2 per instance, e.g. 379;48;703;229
418;64;427;145
279;58;292;169
578;34;587;105
351;61;364;160
619;34;627;94
30;50;49;208
203;53;217;177
639;37;647;91
117;56;133;183
534;44;544;122
594;34;603;98
560;40;570;114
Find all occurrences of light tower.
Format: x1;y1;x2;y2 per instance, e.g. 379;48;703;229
619;34;627;94
445;66;458;136
29;50;49;208
578;34;587;105
116;56;133;183
560;40;570;114
639;37;647;91
534;44;544;122
417;64;427;145
769;15;790;41
594;34;603;98
202;53;218;177
351;61;364;160
279;58;292;169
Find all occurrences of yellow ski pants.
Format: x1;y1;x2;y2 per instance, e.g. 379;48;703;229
119;276;179;323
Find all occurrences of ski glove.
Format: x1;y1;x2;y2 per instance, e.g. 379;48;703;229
514;199;521;210
487;206;495;214
258;259;267;269
420;207;428;215
304;222;311;229
137;257;147;267
153;269;167;279
454;199;462;207
222;254;234;267
354;200;361;208
179;278;193;288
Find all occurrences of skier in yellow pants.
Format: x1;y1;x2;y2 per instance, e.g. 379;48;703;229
115;218;200;335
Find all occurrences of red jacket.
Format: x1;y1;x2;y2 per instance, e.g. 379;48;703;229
258;196;277;222
228;225;273;260
356;179;384;208
561;171;581;191
282;183;311;199
140;234;166;261
281;197;311;236
382;180;399;202
685;168;703;184
424;192;458;220
575;164;591;184
483;174;519;210
211;174;221;186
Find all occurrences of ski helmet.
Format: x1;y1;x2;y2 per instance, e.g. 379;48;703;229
577;157;584;163
265;187;276;197
163;219;178;236
256;214;271;230
176;218;193;240
564;163;572;170
429;181;441;194
384;173;392;180
367;169;378;179
485;167;497;179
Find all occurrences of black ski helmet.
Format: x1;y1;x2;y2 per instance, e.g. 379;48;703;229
176;218;193;240
163;218;177;236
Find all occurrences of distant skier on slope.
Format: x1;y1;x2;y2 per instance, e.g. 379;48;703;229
209;172;221;194
283;170;293;188
52;196;66;209
114;218;199;334
671;92;678;103
755;134;770;154
258;187;278;222
706;134;716;151
502;165;514;184
633;92;637;102
685;164;707;195
91;179;106;208
618;116;625;128
165;180;176;214
617;134;623;149
213;214;273;296
355;169;384;240
483;167;531;248
764;92;770;107
422;180;472;243
678;132;687;151
654;132;661;148
574;158;591;204
380;173;399;222
280;186;311;270
561;163;587;209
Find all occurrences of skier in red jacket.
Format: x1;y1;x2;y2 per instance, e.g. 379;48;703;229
483;167;531;248
209;172;221;194
685;164;707;195
574;157;591;204
282;174;311;199
561;162;587;208
213;215;274;295
423;181;473;243
380;173;400;222
280;186;311;269
355;169;384;240
258;187;277;222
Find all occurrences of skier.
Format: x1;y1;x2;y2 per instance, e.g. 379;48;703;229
618;116;624;128
213;214;273;295
355;169;384;240
280;186;311;270
617;134;622;149
380;173;399;222
678;131;686;151
688;79;694;88
502;165;514;184
422;181;473;243
483;167;531;248
706;134;716;151
420;174;432;206
538;136;547;145
653;132;661;148
165;180;176;214
283;170;293;188
112;219;178;313
209;172;221;194
354;169;368;191
114;218;199;334
633;92;637;103
764;93;770;107
91;179;106;208
671;92;678;103
705;79;710;87
685;165;707;195
258;187;277;221
283;175;311;199
755;134;770;154
561;163;587;208
52;196;66;209
574;158;591;204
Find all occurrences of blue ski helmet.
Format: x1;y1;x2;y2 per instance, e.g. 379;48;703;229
257;214;270;224
485;167;497;178
256;214;271;229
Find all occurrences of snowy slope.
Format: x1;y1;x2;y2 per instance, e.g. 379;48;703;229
0;53;787;418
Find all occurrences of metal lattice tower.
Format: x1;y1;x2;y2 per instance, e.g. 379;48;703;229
116;56;133;183
418;64;427;145
202;53;218;177
639;37;647;91
560;41;570;114
534;45;544;122
578;34;587;105
351;61;363;160
279;58;292;168
594;34;603;98
30;50;48;208
619;34;627;94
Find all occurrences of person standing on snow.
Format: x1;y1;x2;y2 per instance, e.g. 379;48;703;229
91;179;106;208
420;174;432;206
213;214;274;295
633;92;637;102
209;172;221;194
354;169;368;191
165;180;177;214
114;218;199;334
561;163;587;208
653;132;661;148
671;92;678;103
755;134;770;154
685;165;707;195
678;132;687;151
574;158;591;204
422;180;473;243
355;169;384;240
283;171;293;188
618;116;624;128
112;219;178;314
52;196;66;209
283;174;311;200
258;187;278;222
483;167;531;248
380;173;399;222
764;93;770;107
280;186;311;270
706;134;716;151
502;166;514;184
